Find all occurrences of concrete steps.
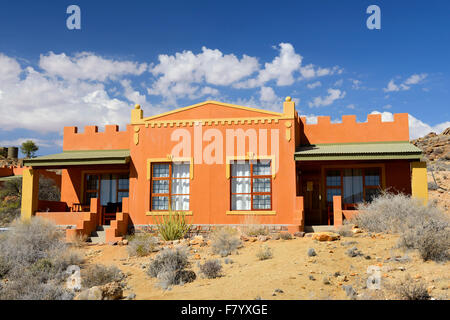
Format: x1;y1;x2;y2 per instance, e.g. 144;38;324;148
88;225;110;244
304;225;335;233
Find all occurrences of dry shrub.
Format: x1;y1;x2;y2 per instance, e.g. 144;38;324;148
398;218;450;262
199;259;222;279
70;233;88;248
127;233;158;257
353;192;449;262
394;275;431;300
239;215;269;237
0;217;83;300
335;224;354;237
256;245;273;260
81;264;124;289
280;232;292;240
0;205;20;226
147;246;195;289
428;182;439;191
210;227;242;257
38;177;60;201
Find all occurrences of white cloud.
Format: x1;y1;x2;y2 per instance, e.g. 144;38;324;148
235;43;302;88
351;79;362;89
307;81;321;89
148;47;259;103
259;86;278;103
300;114;318;124
346;104;356;109
39;52;147;82
299;65;343;80
120;79;148;106
0;54;22;83
333;79;343;87
0;137;56;148
0;53;133;133
308;88;346;107
383;73;427;92
370;111;450;139
404;73;427;85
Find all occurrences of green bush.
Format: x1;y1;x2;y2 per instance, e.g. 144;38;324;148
153;209;191;241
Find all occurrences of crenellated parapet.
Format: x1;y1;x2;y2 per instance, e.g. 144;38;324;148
63;124;131;151
300;113;409;144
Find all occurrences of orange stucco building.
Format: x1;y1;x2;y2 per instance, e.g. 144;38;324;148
21;97;427;242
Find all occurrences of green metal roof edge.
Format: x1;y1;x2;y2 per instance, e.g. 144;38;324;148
307;140;411;146
25;159;129;167
294;154;422;161
62;149;130;153
23;149;130;167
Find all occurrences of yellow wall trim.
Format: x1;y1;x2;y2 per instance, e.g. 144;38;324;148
146;211;193;216
137;100;284;123
20;168;39;221
226;210;276;215
133;117;287;127
411;161;428;205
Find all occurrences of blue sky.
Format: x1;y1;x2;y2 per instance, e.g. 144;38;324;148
0;0;449;156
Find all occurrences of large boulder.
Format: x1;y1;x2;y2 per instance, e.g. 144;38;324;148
74;282;123;300
311;232;341;242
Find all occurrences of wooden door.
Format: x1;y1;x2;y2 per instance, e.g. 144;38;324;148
303;177;322;225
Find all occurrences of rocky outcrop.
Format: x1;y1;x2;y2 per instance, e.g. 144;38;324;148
411;127;450;162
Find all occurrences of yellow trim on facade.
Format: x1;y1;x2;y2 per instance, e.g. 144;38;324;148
226;210;276;215
146;211;193;216
138;100;283;123
225;155;276;179
20;168;39;221
411;161;428;205
134;116;286;128
146;156;194;180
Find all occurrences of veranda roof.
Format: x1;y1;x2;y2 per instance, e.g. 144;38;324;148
294;142;423;161
23;149;130;167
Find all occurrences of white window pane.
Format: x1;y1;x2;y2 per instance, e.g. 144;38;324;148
231;194;250;210
231;178;251;193
172;163;190;178
153;180;169;194
231;163;250;177
253;195;271;209
343;169;363;204
152;196;168;210
253;178;271;192
172;178;190;194
100;174;117;206
153;164;170;177
171;195;189;211
253;161;271;175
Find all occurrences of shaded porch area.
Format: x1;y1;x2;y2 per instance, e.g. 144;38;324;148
295;142;427;227
21;149;131;242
